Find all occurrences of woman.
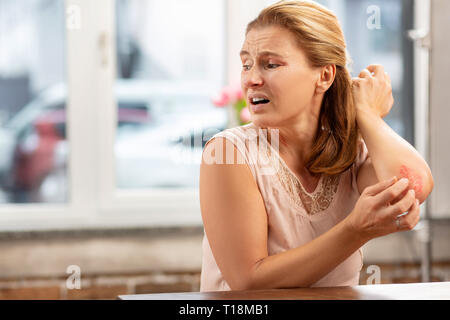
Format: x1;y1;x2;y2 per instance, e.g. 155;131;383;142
199;0;433;291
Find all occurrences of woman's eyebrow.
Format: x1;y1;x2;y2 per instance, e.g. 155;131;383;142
239;50;284;58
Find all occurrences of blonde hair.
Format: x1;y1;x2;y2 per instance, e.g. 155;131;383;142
247;0;359;176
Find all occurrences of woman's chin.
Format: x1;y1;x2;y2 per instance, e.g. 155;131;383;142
251;116;278;128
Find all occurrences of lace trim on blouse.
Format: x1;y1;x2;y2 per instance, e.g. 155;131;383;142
256;132;341;216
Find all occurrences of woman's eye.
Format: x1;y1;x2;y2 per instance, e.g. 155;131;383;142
266;63;280;69
242;65;251;71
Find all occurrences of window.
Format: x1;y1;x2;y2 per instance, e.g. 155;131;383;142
0;0;67;204
0;0;228;231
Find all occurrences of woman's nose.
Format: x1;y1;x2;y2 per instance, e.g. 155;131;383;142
243;68;264;88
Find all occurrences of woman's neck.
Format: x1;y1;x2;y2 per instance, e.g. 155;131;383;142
266;119;319;170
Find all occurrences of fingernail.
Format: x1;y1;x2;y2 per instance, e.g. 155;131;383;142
409;189;415;196
416;199;420;206
400;178;409;185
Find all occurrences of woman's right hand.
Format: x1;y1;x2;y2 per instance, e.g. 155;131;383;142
344;176;420;242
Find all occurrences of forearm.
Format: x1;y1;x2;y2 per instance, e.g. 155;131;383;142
356;109;433;203
248;218;366;290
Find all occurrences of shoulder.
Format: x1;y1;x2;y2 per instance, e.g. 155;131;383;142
203;123;260;163
209;122;259;141
201;124;258;180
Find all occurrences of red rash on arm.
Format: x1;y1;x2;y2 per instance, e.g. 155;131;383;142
390;165;424;205
399;165;423;195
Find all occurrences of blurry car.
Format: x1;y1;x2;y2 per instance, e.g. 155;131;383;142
12;109;66;199
0;81;227;202
11;107;150;200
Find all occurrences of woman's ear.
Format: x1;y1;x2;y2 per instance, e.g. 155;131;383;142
315;64;336;94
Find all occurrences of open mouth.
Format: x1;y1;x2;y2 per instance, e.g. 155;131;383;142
250;97;271;105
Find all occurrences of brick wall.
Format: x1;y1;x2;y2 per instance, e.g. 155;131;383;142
0;262;449;299
0;271;201;300
0;227;205;299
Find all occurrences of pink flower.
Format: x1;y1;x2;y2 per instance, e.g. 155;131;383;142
226;84;243;103
212;91;230;107
235;89;243;100
212;84;243;107
240;107;251;123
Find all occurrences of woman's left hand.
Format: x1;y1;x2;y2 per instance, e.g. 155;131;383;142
352;64;394;119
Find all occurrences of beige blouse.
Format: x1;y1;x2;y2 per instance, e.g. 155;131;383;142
200;122;368;292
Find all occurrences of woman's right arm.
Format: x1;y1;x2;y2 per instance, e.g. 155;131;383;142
200;138;418;290
200;137;269;290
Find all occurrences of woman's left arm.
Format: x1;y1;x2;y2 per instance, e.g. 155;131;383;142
353;64;434;204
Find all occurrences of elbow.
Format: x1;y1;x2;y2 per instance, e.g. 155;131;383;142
227;278;253;291
226;274;252;291
399;164;434;205
414;170;434;205
226;270;257;292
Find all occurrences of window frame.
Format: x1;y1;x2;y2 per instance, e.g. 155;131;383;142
412;0;431;219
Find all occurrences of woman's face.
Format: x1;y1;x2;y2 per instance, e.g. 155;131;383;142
240;25;321;127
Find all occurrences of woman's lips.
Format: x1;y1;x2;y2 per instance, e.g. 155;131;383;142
251;104;265;113
250;102;270;113
250;102;269;113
